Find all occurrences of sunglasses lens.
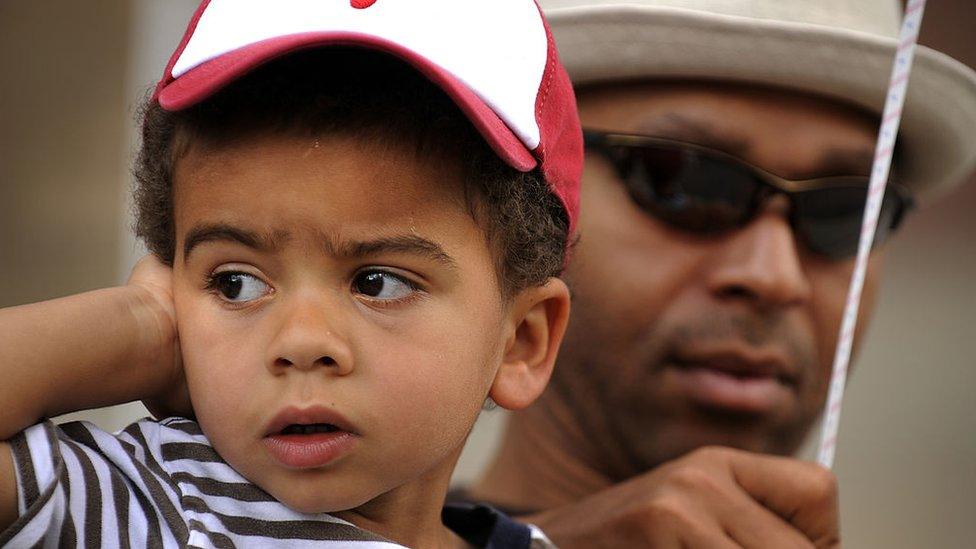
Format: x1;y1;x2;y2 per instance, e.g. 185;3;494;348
793;185;901;258
588;131;913;260
620;145;759;232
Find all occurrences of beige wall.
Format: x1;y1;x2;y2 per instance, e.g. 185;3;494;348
0;0;130;306
834;181;976;547
1;1;973;546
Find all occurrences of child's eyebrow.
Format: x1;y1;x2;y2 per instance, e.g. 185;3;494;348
183;223;286;260
182;224;458;270
336;235;458;270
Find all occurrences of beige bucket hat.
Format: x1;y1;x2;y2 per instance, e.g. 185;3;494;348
541;0;976;204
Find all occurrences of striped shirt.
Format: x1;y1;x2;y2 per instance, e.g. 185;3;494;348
0;418;407;548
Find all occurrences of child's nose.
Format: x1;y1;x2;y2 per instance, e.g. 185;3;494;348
266;300;354;377
273;353;348;373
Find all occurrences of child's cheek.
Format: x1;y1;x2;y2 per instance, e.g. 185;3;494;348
365;313;500;450
177;298;263;426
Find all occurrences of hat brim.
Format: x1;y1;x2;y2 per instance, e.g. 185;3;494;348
547;5;976;204
157;32;538;172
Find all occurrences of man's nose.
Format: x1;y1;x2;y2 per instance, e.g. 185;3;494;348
266;294;354;376
705;197;812;310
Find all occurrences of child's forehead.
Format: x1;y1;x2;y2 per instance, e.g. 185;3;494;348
174;130;468;204
178;126;465;176
179;220;461;270
171;132;487;261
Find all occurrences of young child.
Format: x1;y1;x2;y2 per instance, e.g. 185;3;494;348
0;1;582;547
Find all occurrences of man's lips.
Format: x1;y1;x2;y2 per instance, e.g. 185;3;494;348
263;406;359;469
666;345;799;414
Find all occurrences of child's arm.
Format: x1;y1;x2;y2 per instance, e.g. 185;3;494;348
0;256;184;440
0;257;184;533
0;443;15;532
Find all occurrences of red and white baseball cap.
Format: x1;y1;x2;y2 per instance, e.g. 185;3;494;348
153;0;582;233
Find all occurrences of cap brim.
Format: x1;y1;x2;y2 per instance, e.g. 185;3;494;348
157;32;538;172
547;5;976;205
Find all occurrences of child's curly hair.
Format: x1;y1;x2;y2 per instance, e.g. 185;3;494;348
133;48;569;297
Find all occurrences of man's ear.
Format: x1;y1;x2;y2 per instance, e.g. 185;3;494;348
489;277;571;410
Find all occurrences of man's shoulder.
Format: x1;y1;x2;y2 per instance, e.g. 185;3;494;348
443;502;543;549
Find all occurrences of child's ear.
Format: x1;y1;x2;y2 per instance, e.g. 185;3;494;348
489;277;571;410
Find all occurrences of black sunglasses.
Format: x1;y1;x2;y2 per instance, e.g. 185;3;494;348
584;130;915;259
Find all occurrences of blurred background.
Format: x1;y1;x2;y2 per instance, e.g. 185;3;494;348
1;1;973;546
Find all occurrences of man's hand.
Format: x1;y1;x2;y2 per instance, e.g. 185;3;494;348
527;446;840;548
126;255;192;420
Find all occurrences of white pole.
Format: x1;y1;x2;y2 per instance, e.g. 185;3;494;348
817;0;929;469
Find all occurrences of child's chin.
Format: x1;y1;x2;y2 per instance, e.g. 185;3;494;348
271;483;379;516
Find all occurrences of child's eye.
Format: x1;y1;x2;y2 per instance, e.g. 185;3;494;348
208;272;270;303
353;270;418;301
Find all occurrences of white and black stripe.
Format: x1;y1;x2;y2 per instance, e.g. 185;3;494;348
0;419;404;548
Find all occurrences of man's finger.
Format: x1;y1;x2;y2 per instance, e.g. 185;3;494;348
719;481;816;548
719;448;840;547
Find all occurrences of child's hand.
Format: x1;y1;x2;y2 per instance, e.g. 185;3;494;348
126;255;193;420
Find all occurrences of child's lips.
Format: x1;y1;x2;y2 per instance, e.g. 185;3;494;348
263;431;358;469
263;405;358;437
262;405;360;469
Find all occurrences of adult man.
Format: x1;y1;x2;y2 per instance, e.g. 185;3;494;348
464;0;976;546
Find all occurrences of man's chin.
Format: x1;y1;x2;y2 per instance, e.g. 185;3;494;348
630;412;808;470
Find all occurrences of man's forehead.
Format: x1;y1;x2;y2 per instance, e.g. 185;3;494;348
629;111;751;157
576;79;881;178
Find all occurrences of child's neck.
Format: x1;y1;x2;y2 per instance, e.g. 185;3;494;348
332;449;469;548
